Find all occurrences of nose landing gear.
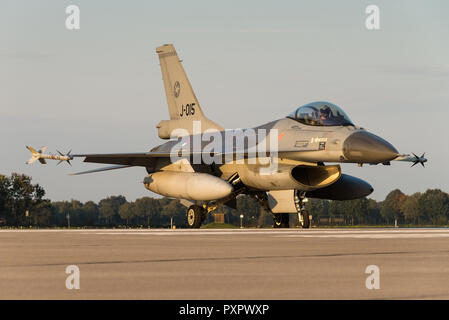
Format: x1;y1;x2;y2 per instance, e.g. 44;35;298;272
295;191;310;229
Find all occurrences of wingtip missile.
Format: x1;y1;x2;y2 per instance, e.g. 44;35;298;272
26;146;73;165
393;152;427;167
411;152;427;167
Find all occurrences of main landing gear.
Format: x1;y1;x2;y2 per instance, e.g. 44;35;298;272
247;192;290;229
186;203;217;228
186;205;205;228
273;213;290;228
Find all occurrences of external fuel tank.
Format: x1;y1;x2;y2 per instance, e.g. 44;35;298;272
144;171;233;201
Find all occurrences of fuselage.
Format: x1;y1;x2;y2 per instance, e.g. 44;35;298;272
144;103;398;199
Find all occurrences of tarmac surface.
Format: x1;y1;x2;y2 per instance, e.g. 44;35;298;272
1;228;449;299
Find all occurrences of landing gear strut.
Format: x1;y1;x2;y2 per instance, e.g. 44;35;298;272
295;191;310;229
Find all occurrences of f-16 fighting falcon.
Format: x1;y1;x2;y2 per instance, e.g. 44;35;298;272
26;44;427;228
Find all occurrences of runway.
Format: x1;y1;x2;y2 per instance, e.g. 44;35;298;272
1;228;449;299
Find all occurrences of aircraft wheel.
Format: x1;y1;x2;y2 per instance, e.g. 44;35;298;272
187;205;204;228
300;211;310;229
273;213;289;228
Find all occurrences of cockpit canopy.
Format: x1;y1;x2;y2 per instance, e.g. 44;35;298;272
287;101;354;127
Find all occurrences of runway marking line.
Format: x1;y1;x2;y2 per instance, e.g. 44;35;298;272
2;228;449;239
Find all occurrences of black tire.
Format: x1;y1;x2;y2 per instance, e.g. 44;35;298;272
273;213;290;228
187;205;204;228
300;211;310;229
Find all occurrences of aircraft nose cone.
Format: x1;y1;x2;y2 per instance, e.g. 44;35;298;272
343;131;398;163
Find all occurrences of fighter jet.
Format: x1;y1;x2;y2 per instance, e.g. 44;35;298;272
26;44;427;228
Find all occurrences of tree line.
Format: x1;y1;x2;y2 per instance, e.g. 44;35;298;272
305;188;449;226
1;173;448;227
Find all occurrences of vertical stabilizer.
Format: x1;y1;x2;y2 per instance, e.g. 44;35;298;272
156;44;206;120
155;44;223;138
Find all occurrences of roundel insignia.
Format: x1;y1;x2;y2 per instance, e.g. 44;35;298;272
173;81;180;98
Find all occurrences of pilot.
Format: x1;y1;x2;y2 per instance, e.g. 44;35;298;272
319;106;333;125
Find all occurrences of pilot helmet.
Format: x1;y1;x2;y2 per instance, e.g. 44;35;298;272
320;105;331;118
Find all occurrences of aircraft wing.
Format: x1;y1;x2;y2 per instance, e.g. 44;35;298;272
26;147;172;168
73;152;164;166
28;145;298;168
61;152;168;176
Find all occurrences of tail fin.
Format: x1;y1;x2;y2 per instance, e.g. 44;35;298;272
26;146;47;164
26;146;39;155
155;44;223;139
156;44;206;120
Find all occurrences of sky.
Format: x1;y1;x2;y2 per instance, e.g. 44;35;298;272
1;0;448;202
